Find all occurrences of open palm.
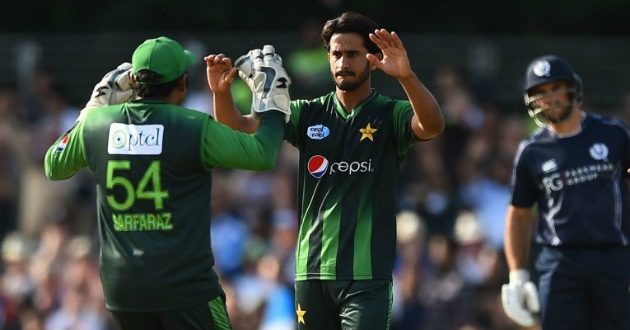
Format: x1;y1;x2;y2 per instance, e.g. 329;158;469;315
367;29;412;79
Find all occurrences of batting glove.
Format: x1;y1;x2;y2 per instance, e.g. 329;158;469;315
501;269;540;327
235;45;291;122
76;62;133;122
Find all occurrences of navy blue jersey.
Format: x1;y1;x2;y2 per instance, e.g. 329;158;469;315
510;113;630;247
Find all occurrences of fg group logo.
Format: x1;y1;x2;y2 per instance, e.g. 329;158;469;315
307;155;374;178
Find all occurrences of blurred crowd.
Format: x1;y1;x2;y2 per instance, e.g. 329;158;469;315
1;29;630;330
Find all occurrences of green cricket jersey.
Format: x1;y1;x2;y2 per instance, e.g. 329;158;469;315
44;100;285;311
286;90;417;281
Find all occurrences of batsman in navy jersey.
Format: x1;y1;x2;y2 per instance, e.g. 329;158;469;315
502;55;630;330
208;11;444;330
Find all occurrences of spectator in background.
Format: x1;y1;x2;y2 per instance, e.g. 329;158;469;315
419;234;478;330
0;85;21;241
430;64;483;186
400;144;462;237
18;307;45;330
1;232;35;329
28;221;69;316
286;18;331;99
211;174;251;278
459;151;513;251
3;66;90;237
256;253;296;330
391;210;428;330
43;286;104;330
453;210;490;286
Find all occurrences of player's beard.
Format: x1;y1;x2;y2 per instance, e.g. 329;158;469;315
335;62;370;91
544;103;573;124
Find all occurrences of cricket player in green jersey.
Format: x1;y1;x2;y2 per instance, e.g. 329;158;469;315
44;36;292;330
207;11;444;330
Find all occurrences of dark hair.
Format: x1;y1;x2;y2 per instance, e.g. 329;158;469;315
321;11;381;55
132;70;184;99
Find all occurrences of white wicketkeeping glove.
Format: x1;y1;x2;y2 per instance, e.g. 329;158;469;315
76;62;133;122
501;269;540;327
235;45;291;122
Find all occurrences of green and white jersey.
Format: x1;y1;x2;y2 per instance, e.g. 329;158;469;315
286;90;417;281
44;100;285;311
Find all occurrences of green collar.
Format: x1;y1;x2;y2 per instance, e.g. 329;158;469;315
333;89;378;119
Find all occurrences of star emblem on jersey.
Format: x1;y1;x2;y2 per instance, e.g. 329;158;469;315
296;303;306;324
359;123;377;141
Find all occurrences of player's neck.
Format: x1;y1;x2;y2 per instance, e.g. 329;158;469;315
549;108;585;136
336;84;373;113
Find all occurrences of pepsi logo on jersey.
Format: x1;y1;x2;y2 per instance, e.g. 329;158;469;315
307;155;374;178
308;155;329;178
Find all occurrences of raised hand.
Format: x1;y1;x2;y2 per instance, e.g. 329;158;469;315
367;29;413;79
77;62;133;122
205;54;237;94
235;45;291;122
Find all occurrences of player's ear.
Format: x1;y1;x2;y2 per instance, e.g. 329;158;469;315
368;52;382;70
178;73;188;91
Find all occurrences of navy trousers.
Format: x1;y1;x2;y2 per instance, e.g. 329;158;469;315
536;245;630;330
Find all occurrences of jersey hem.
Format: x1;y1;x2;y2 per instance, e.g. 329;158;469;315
104;292;221;312
295;274;392;281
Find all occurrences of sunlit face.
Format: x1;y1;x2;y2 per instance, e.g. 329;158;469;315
527;81;574;124
328;33;372;91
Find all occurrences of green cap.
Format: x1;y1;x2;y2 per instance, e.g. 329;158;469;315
132;36;196;85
